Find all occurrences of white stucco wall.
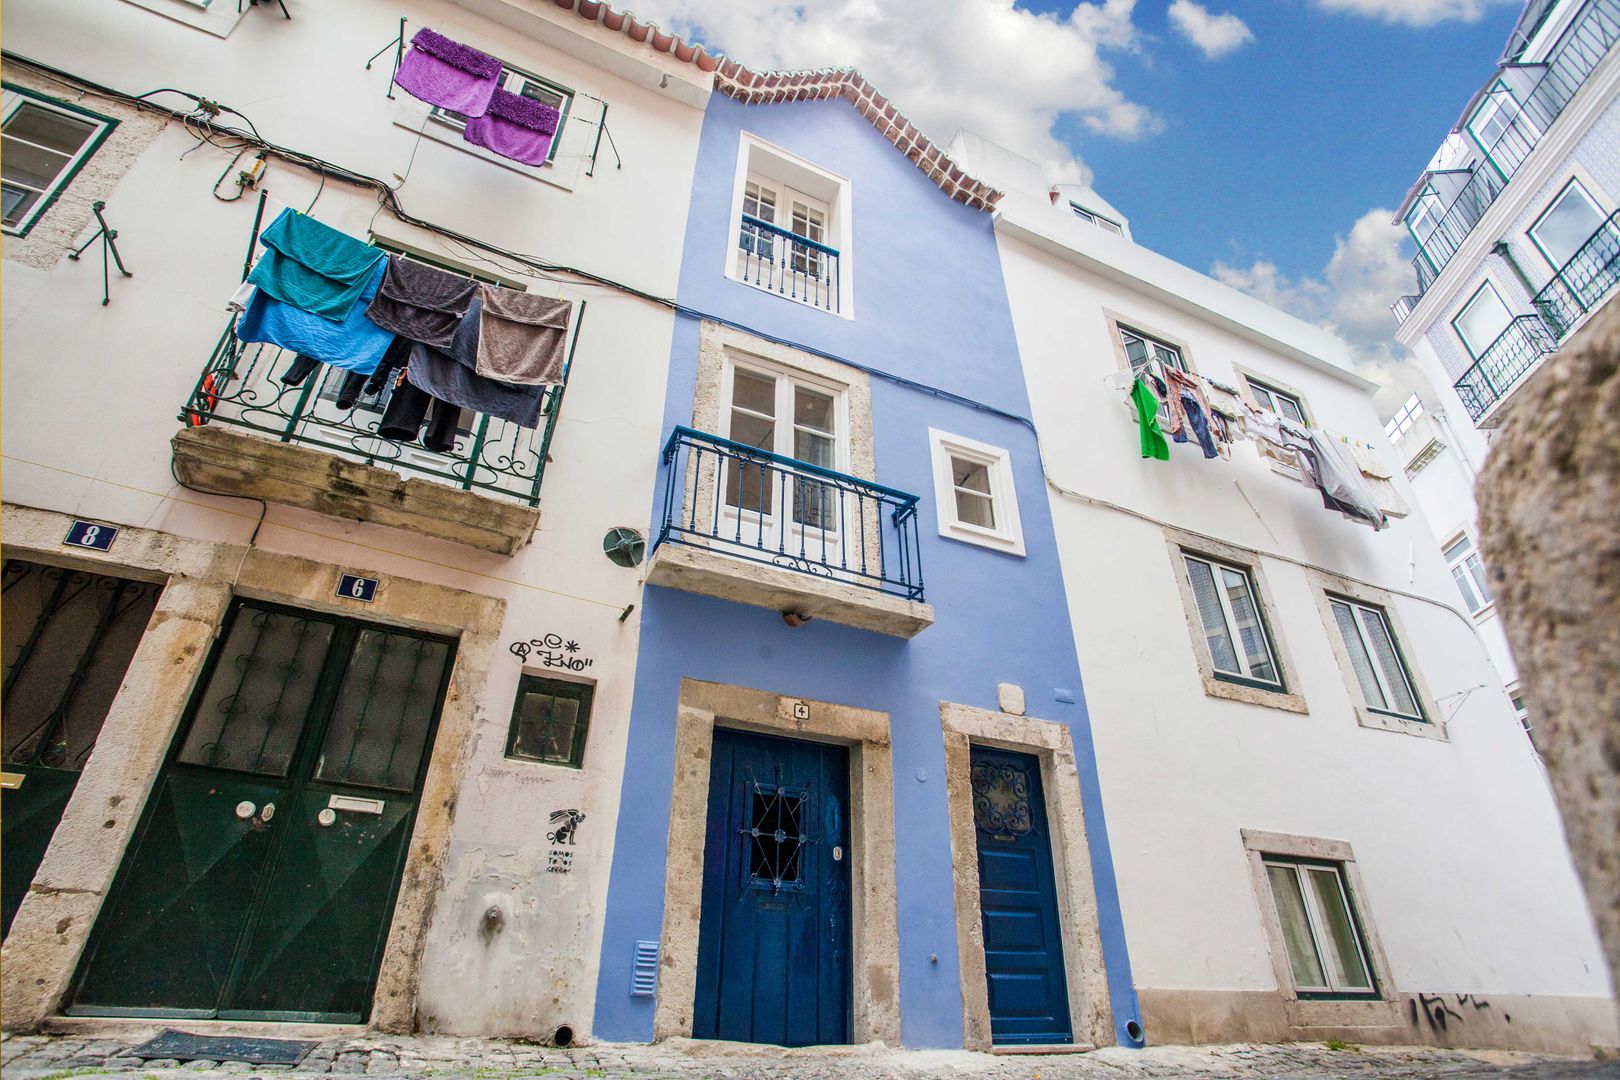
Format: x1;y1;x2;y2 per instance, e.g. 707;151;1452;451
1;0;707;1039
985;170;1611;1027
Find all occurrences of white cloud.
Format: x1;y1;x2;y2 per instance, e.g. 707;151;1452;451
1167;1;1254;58
1214;209;1431;417
623;0;1156;185
1313;0;1517;27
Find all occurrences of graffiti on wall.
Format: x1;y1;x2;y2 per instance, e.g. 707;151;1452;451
547;808;586;874
510;633;595;672
1410;992;1499;1031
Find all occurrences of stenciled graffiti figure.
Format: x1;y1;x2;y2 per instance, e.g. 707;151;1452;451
548;808;586;845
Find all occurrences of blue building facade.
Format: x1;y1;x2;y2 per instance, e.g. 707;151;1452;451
593;87;1141;1050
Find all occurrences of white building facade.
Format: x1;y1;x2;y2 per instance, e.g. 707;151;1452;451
0;0;710;1043
948;130;1617;1052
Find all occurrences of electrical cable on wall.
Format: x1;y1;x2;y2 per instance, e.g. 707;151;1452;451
8;52;1498;679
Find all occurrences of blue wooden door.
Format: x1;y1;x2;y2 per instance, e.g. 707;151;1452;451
971;746;1073;1045
693;729;851;1046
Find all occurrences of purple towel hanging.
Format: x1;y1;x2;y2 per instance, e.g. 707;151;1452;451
393;27;502;117
463;87;561;167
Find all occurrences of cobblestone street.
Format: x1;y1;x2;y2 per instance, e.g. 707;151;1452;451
4;1032;1618;1080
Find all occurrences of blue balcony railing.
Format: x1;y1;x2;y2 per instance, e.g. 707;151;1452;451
653;426;924;601
736;215;841;314
1452;314;1560;421
1406;0;1620;302
181;317;566;506
1531;207;1620;335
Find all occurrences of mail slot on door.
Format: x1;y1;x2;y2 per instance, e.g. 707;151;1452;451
328;795;385;815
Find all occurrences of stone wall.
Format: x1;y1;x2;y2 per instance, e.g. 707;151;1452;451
1477;305;1620;1013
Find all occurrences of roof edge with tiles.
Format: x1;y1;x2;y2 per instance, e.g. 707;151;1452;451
552;0;1004;211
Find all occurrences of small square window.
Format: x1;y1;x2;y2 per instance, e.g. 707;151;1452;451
2;89;117;236
1262;857;1378;999
928;429;1025;556
746;784;807;889
505;675;593;768
430;66;573;165
1183;553;1282;690
1327;596;1424;722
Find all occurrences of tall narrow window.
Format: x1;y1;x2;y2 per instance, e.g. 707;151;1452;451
1467;82;1533;178
1406;185;1446;271
2;90;116;235
1452;281;1514;359
732;159;840;314
1443;534;1493;614
1262;858;1377;998
721;362;845;531
1328;597;1423;720
1530;178;1607;273
1183;554;1281;688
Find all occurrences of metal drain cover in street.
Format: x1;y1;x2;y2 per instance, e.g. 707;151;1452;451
131;1030;318;1065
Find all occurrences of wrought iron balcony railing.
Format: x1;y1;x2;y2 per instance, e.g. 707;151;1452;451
1407;0;1620;300
1391;294;1421;323
736;214;842;314
653;426;924;601
1452;314;1560;421
180;318;567;506
1531;207;1620;335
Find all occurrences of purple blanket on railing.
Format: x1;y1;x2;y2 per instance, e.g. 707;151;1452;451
394;27;502;117
463;87;561;167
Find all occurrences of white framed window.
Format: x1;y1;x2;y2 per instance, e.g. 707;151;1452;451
1119;326;1186;376
1070;202;1123;235
1452;280;1514;359
1406;184;1447;271
719;356;849;544
1382;394;1425;441
1261;858;1378;999
1245;377;1308;426
430;65;573;165
928;429;1025;556
1327;597;1425;722
1529;177;1607;273
1182;554;1282;689
1443;533;1493;615
1507;686;1535;747
2;87;117;237
726;133;852;317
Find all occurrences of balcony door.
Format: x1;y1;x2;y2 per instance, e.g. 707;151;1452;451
736;177;833;299
720;362;850;574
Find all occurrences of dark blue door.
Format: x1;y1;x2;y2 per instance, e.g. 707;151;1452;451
972;745;1073;1045
693;729;851;1046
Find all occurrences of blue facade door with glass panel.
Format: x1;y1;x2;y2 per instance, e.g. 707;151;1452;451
971;745;1073;1045
692;728;851;1046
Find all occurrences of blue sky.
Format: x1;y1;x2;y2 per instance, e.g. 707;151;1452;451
1046;0;1511;281
631;0;1528;410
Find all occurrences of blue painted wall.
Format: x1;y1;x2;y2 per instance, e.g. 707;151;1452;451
593;92;1140;1048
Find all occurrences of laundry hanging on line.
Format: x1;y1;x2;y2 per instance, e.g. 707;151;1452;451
238;258;395;373
393;27;503;117
365;255;479;350
407;298;548;429
464;88;562;168
247;207;388;321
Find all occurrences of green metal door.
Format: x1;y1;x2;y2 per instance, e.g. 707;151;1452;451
2;561;163;940
68;601;456;1023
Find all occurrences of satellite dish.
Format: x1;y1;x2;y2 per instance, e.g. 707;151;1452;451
603;527;645;568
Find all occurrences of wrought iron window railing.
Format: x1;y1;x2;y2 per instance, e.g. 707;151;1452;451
1452;314;1560;421
653;426;924;602
180;317;570;507
1531;207;1620;335
1407;0;1620;299
736;214;842;314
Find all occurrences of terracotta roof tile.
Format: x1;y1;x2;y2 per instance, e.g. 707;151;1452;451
550;0;1003;212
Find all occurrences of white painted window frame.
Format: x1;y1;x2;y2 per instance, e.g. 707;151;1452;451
1441;531;1493;616
927;429;1024;557
724;132;854;318
117;0;247;37
1328;597;1424;722
1260;857;1377;997
1181;553;1282;688
1069;201;1123;235
1245;378;1307;426
1;92;116;237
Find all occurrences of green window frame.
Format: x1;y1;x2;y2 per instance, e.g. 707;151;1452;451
1262;856;1380;1000
430;63;573;166
1465;80;1531;182
1182;552;1285;692
505;674;593;768
1450;280;1514;361
2;84;119;238
1527;176;1608;275
1327;595;1426;722
1405;184;1445;276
